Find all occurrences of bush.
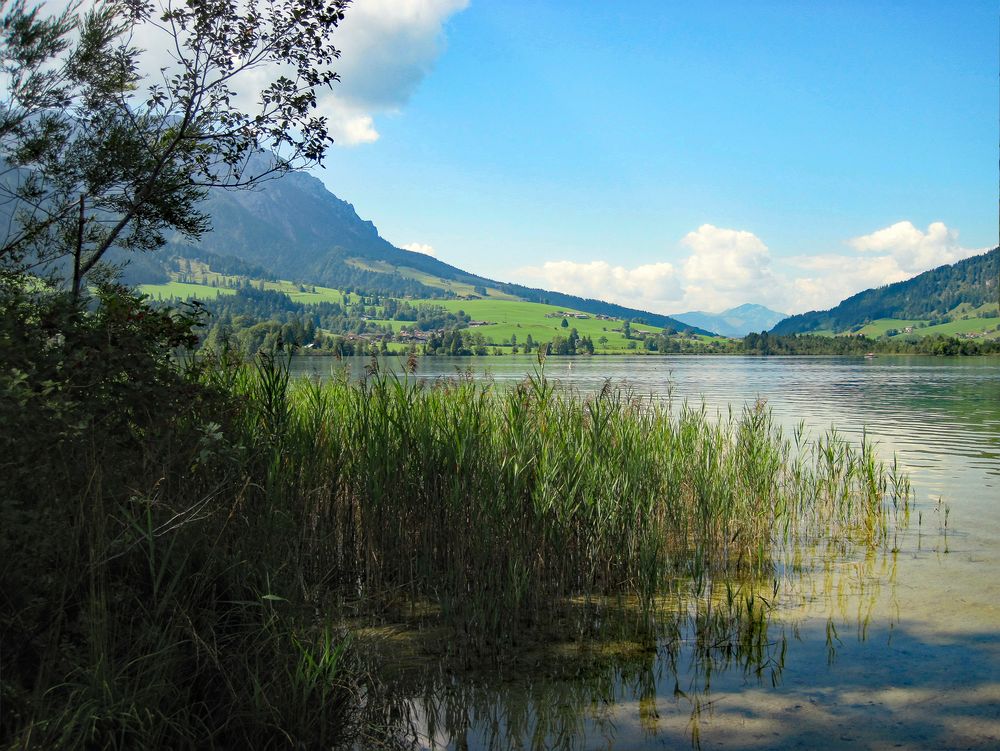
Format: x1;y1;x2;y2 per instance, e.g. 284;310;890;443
0;280;361;749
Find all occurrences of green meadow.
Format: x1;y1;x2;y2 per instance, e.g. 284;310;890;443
848;305;999;340
791;303;999;341
434;298;671;349
141;278;353;305
137;272;704;352
850;318;924;338
347;258;520;300
137;265;999;353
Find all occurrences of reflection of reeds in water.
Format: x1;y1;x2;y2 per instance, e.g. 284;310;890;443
372;602;793;751
214;355;912;749
233;356;909;647
2;339;915;751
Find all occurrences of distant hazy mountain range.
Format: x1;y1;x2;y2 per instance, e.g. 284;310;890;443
670;304;788;337
771;248;999;335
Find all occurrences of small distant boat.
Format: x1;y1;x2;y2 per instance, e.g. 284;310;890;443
865;352;877;359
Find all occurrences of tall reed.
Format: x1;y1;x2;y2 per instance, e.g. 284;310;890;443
2;331;910;748
232;357;909;653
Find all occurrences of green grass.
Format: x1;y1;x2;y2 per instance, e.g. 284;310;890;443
141;277;352;305
345;257;392;274
142;259;717;353
850;311;1000;340
268;280;349;304
920;316;1000;338
398;266;520;300
433;298;671;350
138;272;706;352
146;257;1000;353
853;318;924;337
140;280;237;300
347;257;520;300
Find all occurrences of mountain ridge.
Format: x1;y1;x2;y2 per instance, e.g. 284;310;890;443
164;160;709;333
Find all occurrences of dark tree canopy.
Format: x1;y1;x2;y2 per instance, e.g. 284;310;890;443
0;0;350;293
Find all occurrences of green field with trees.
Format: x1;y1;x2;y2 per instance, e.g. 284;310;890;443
136;268;1000;358
137;265;727;356
849;304;999;340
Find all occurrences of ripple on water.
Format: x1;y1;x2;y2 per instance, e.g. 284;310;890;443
288;353;1000;749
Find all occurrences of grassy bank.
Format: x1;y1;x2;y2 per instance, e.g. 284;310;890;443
1;285;910;748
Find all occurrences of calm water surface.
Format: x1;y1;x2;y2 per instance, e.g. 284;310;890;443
291;355;1000;749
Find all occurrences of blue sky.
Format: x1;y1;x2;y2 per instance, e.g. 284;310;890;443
314;0;996;314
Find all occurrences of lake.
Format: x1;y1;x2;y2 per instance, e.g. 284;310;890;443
290;354;1000;749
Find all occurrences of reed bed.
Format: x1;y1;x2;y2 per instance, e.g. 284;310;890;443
3;335;910;749
228;356;910;652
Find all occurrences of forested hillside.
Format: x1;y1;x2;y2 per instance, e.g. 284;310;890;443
772;248;999;334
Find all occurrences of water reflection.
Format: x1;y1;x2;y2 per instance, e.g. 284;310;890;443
291;355;1000;749
354;447;915;747
363;539;902;751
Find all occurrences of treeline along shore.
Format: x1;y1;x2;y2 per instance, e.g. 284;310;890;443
183;287;1000;358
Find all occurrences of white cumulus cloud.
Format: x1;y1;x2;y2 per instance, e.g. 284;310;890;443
52;0;467;147
113;0;468;147
783;253;912;312
322;0;469;145
848;220;980;273
518;225;776;315
518;260;681;311
679;224;776;310
513;220;985;318
784;220;983;312
400;242;437;256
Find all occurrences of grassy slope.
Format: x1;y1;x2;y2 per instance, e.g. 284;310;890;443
811;303;1000;340
141;279;353;305
141;281;237;301
855;319;998;339
143;266;1000;349
771;248;1000;336
143;258;356;305
433;298;671;351
303;303;678;353
347;258;520;301
138;272;700;352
